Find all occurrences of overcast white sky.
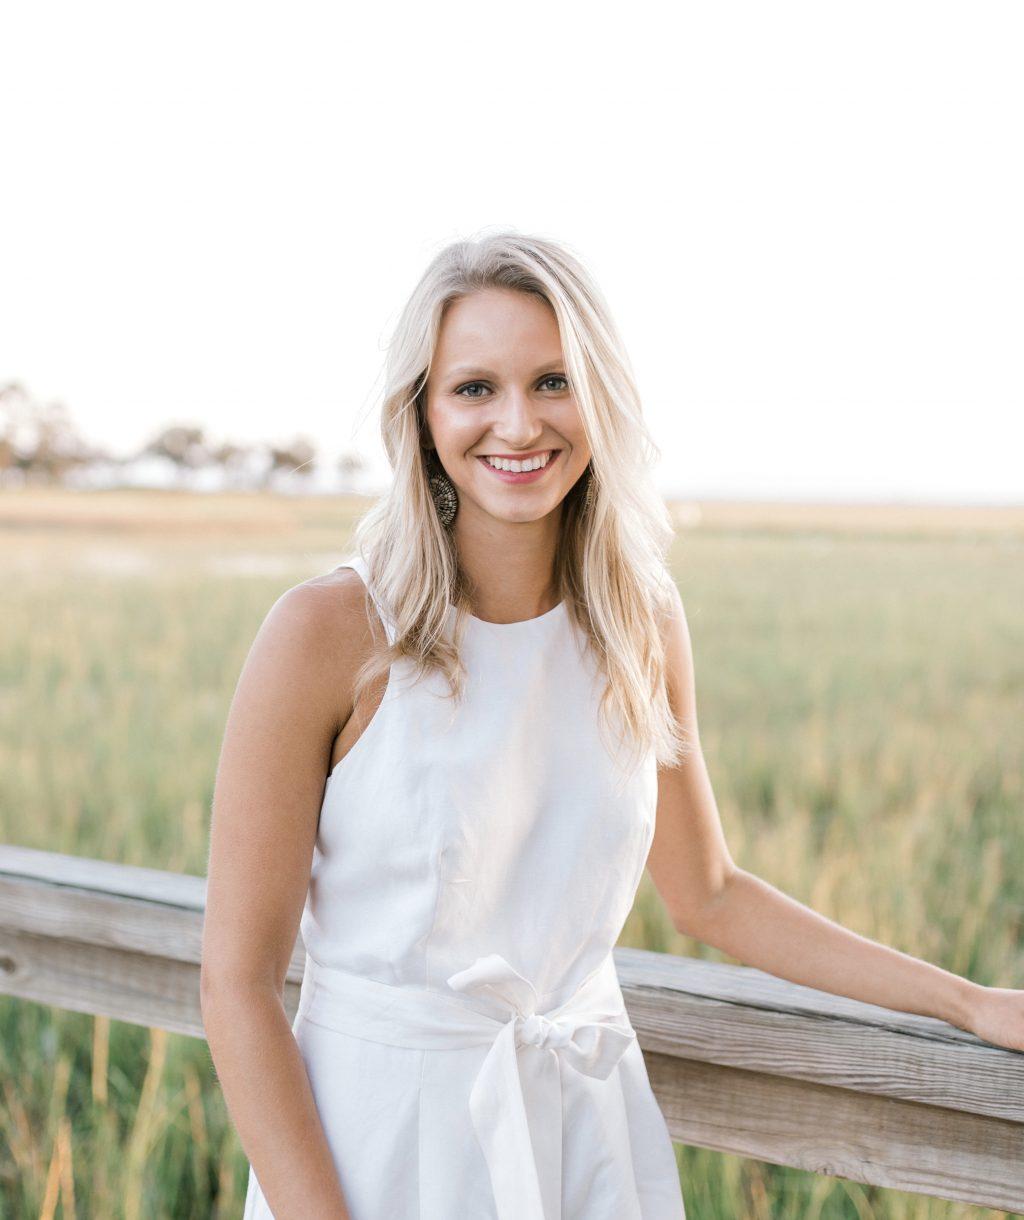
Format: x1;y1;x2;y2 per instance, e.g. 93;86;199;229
2;1;1021;503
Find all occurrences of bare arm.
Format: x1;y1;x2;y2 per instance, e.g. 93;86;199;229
646;581;985;1032
201;571;369;1219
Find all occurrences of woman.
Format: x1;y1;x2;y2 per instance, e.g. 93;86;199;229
201;231;1022;1220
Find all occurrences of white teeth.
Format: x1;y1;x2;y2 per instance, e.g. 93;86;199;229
483;450;554;473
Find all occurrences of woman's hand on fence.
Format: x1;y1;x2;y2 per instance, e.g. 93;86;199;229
962;986;1024;1052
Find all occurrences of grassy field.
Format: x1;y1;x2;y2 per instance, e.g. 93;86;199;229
1;487;1021;1219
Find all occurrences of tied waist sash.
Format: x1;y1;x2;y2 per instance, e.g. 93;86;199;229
294;951;639;1220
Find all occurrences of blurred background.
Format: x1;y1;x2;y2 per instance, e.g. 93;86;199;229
1;0;1021;1216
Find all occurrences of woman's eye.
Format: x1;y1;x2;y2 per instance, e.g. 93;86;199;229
454;375;567;399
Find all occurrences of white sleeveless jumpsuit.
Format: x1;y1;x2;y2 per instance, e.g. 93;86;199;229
242;554;686;1219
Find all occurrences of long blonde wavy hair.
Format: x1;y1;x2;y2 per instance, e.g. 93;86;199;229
346;228;692;775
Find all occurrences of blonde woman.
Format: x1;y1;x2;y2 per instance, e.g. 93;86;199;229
200;231;1022;1220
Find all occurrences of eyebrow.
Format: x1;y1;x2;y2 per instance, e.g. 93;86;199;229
446;362;565;379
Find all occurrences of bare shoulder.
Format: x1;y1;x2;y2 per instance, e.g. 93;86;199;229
272;563;371;640
216;564;383;809
656;573;689;648
257;563;379;683
657;575;698;727
201;566;378;995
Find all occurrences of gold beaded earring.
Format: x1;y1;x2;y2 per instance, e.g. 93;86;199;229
582;463;596;513
427;453;458;527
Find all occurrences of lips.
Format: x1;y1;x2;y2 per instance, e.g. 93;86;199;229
476;449;562;481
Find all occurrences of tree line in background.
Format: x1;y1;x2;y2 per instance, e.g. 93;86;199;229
0;382;369;492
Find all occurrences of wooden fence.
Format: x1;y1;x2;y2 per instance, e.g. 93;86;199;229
1;845;1022;1213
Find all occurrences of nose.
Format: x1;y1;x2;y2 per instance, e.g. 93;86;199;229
491;386;545;447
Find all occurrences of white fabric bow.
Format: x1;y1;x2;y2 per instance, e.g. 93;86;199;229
446;953;637;1220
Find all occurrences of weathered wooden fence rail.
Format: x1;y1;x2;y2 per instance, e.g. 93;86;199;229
1;845;1021;1213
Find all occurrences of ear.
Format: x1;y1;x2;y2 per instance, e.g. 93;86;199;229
418;390;435;452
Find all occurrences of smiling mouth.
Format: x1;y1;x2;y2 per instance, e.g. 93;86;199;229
477;448;559;468
476;448;562;482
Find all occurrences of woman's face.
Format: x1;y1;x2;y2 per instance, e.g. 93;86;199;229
423;287;591;527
